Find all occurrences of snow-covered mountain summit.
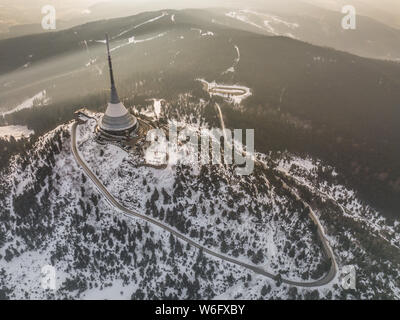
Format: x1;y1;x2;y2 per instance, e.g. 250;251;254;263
0;94;399;300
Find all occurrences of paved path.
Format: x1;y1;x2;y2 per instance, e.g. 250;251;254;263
71;121;337;287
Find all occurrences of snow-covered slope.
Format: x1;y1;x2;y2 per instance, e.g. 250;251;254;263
0;92;399;299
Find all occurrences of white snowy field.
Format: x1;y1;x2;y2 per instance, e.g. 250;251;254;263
0;125;34;140
1;90;48;116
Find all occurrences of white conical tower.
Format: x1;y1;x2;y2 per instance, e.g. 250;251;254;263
99;34;137;135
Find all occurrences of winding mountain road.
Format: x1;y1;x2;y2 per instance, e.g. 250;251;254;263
71;121;337;287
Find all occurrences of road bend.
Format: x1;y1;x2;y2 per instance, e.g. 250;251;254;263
71;122;337;287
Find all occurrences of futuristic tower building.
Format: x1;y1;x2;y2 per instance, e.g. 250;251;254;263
98;34;138;137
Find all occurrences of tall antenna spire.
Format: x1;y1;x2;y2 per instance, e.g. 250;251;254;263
105;34;120;104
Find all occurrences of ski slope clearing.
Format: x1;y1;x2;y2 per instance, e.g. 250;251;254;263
110;33;167;52
225;10;299;38
114;12;169;39
223;45;240;74
1;90;47;116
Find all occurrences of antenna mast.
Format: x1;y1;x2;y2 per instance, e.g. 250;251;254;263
105;34;120;104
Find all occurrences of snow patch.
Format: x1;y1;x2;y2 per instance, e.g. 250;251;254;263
114;12;168;39
226;10;299;38
0;125;34;140
110;33;167;52
2;90;48;116
222;45;240;74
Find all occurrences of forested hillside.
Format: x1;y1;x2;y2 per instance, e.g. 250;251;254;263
1;8;400;217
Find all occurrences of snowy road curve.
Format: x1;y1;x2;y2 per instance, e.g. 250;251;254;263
71;122;336;288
